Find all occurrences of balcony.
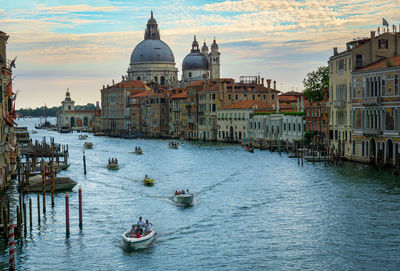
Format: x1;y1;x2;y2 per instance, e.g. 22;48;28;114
363;128;382;136
333;100;346;108
362;97;382;106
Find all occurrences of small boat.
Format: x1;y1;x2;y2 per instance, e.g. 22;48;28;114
168;144;179;149
107;163;119;170
84;142;94;149
144;178;154;186
26;175;77;192
79;134;88;140
173;193;194;206
134;149;143;154
244;145;254;153
94;132;105;136
122;226;156;249
31;130;38;134
55;163;70;171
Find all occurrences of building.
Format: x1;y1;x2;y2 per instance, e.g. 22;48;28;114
304;89;329;144
101;80;147;135
328;27;400;159
127;12;178;88
181;36;220;83
0;30;16;190
249;112;305;143
57;90;100;132
351;55;400;166
168;89;188;138
217;100;270;143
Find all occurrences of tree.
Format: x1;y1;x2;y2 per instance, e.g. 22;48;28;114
303;66;329;102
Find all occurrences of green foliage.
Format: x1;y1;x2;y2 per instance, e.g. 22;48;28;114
303;66;329;102
385;59;393;67
17;103;96;117
304;131;315;142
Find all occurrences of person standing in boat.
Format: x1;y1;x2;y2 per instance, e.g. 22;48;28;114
144;220;152;236
129;225;136;238
137;217;145;235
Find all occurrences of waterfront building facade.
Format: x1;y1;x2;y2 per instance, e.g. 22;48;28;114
304;89;329;144
168;89;188;138
0;31;16;190
328;28;400;159
57;90;100;132
101;80;146;135
351;55;400;166
217;100;270;143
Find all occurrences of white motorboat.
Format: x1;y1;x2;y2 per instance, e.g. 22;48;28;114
79;134;88;140
122;227;156;249
173;193;194;206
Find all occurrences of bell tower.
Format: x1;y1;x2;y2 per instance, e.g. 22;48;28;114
209;38;220;79
61;89;75;111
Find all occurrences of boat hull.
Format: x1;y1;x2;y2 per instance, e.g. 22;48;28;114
173;194;194;206
107;164;119;170
122;230;156;249
144;179;154;186
26;176;77;192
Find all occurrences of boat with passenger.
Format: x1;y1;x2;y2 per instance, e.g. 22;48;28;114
122;220;156;249
168;142;179;149
143;175;154;186
84;142;94;149
107;158;119;170
134;146;143;154
244;144;254;153
79;134;88;140
173;189;194;206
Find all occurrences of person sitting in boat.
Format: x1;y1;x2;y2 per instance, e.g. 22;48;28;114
144;220;153;236
181;189;185;194
137;217;145;235
145;175;149;180
111;158;114;164
135;146;137;152
128;225;136;238
108;158;111;164
186;189;189;193
115;158;118;164
175;190;179;196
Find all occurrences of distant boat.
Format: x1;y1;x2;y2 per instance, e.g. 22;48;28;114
79;134;88;140
173;193;194;206
84;142;93;149
144;178;154;186
107;163;119;170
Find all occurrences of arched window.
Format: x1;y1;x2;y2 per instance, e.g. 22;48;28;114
212;93;216;100
154;76;158;83
189;72;192;78
161;76;165;85
84;117;88;126
137;76;141;80
395;74;399;95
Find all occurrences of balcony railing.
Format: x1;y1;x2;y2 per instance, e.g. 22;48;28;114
363;128;382;136
362;97;382;106
333;100;345;108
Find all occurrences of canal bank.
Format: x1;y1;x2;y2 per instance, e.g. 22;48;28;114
1;118;400;270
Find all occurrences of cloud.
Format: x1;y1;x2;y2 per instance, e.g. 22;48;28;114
39;4;119;14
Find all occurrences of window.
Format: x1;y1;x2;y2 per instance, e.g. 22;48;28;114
228;95;231;100
137;76;141;80
68;106;71;110
284;123;286;131
378;39;388;49
154;76;158;83
189;72;192;78
395;74;399;95
362;141;365;156
298;123;301;131
212;93;216;100
252;95;255;100
212;104;216;112
352;140;356;155
235;95;238;100
355;54;363;67
161;76;165;85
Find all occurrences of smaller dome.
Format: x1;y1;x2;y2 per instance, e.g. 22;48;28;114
211;38;218;51
182;52;209;71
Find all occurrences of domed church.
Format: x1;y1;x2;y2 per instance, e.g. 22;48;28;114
127;11;178;87
182;36;221;83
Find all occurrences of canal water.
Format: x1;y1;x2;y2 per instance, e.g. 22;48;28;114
1;118;400;270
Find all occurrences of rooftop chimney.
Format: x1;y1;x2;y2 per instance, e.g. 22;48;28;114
378;27;380;35
261;78;264;86
276;96;280;112
273;80;276;90
103;85;105;89
266;79;272;89
112;79;115;85
96;101;100;109
371;31;375;39
333;47;338;56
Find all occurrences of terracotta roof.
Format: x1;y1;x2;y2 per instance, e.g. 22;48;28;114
187;80;204;86
220;100;271;110
279;91;303;97
359;55;400;71
104;80;146;90
170;90;187;99
278;96;298;102
132;89;151;98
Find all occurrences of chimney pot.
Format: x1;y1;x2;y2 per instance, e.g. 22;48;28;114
273;80;276;90
261;78;264;86
371;31;375;39
266;79;272;89
333;47;338;56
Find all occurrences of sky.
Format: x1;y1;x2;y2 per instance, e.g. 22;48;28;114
1;0;399;109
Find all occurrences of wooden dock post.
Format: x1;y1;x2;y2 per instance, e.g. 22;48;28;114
37;194;40;225
51;163;55;207
83;151;87;175
42;164;46;214
29;198;32;229
8;222;15;271
65;193;70;237
79;187;83;230
23;203;27;236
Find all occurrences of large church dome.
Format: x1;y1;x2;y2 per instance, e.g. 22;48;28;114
130;39;175;64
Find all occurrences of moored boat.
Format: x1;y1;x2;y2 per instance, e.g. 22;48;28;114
79;134;88;140
244;144;254;153
122;227;156;249
173;193;194;206
26;175;77;192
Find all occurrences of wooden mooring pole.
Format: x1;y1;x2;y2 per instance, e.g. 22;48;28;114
79;187;83;230
83;151;87;175
37;194;40;225
65;193;70;237
29;198;32;229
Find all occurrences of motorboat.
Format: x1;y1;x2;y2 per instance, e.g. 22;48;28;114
107;163;119;170
84;142;94;149
26;175;77;192
173;193;194;206
79;134;88;140
144;178;154;186
55;163;70;171
122;226;156;249
134;149;143;155
168;143;179;149
244;145;254;153
31;130;38;134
